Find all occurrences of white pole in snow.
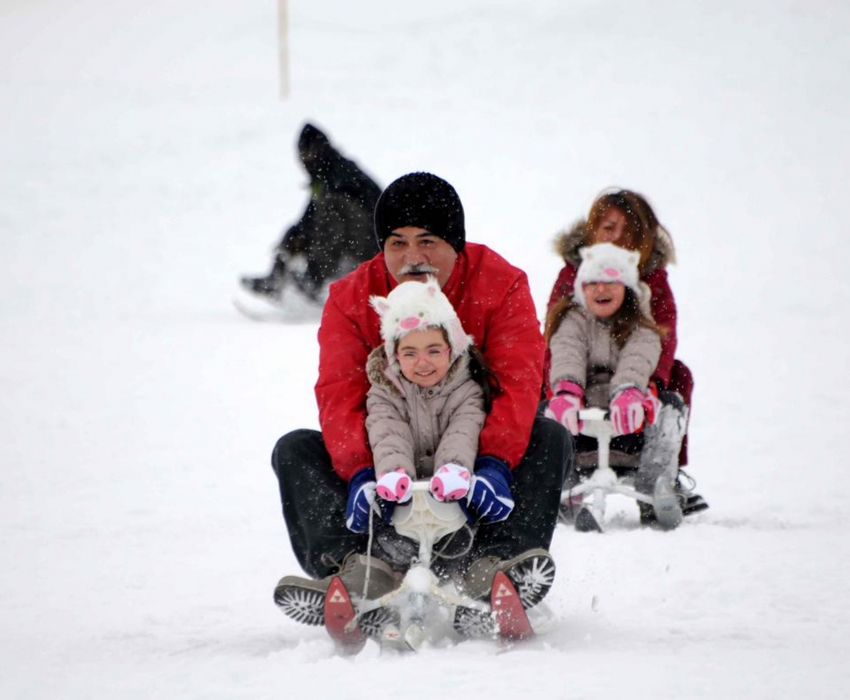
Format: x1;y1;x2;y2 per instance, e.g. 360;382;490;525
278;0;289;98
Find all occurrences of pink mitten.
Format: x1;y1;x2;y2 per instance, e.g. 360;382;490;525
545;380;585;435
430;463;471;502
376;468;412;503
609;386;647;435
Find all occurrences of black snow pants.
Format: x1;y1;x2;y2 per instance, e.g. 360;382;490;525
271;416;572;579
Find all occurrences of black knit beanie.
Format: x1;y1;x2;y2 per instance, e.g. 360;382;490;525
373;172;466;252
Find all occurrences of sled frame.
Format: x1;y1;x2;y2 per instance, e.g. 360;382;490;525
355;482;488;651
561;408;655;530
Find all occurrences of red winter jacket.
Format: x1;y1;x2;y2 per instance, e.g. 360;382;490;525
316;243;545;482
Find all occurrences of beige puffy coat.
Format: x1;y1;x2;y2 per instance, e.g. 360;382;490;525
365;347;486;479
549;306;661;408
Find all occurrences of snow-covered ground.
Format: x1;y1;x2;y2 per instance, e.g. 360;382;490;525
2;1;848;697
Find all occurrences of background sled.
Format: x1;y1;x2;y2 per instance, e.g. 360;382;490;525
232;283;325;324
561;408;682;533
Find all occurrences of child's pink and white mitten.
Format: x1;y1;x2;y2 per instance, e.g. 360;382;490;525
430;463;471;502
376;468;413;503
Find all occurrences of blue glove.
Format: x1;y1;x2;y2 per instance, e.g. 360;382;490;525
345;467;380;533
461;456;515;524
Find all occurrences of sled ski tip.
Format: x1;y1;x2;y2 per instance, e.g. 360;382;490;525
324;577;366;653
491;571;534;640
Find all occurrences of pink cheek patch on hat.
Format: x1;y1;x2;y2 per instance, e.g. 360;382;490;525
399;316;422;330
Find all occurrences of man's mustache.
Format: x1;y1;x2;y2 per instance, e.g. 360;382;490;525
398;264;439;276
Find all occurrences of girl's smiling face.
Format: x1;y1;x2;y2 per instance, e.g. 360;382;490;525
582;281;625;318
396;327;451;387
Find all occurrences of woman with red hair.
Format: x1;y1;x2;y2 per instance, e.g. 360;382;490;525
547;189;708;517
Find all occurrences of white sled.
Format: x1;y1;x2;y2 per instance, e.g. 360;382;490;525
353;483;492;651
561;407;682;532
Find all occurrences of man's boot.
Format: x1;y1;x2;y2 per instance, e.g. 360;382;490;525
274;553;399;633
453;549;556;637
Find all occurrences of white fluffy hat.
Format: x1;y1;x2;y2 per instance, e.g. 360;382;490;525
370;278;471;364
573;242;651;313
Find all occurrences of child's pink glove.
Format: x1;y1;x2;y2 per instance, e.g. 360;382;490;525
643;383;662;426
430;463;471;502
609;386;649;435
545;380;585;435
376;468;412;503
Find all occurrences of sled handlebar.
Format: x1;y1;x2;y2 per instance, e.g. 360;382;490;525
577;407;614;440
579;407;610;422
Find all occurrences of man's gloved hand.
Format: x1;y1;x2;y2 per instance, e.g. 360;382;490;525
609;385;649;436
545;380;585;435
345;467;381;533
461;456;515;523
376;468;413;503
430;463;471;502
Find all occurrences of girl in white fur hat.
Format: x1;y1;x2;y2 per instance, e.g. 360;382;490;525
364;277;502;512
544;242;686;529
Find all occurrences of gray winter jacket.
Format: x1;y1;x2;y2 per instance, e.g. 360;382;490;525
365;347;486;479
549;306;661;408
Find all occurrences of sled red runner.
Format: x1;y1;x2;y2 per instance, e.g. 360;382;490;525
491;571;534;640
323;576;367;652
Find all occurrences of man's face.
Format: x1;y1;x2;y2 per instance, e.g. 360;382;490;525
383;227;458;288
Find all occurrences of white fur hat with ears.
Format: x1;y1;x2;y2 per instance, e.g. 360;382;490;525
573;242;652;315
369;277;472;364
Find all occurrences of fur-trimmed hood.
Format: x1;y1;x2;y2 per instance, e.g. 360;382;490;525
366;345;469;395
554;219;676;275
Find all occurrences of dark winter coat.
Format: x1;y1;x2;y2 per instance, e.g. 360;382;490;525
277;124;382;291
365;348;485;480
547;221;678;388
316;243;545;481
549;306;661;408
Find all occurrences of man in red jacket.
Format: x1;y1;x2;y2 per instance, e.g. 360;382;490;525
271;172;571;639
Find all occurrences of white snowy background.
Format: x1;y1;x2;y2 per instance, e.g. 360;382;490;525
2;0;848;698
